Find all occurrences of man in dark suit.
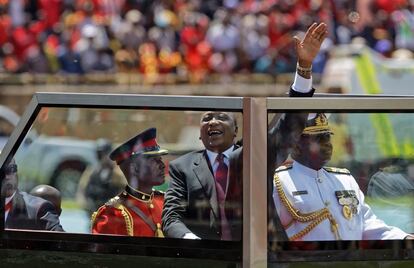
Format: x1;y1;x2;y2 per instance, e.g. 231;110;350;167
2;158;64;231
162;22;328;240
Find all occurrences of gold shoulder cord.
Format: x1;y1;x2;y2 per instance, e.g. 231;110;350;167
274;173;340;240
90;203;134;236
119;205;134;236
90;209;100;230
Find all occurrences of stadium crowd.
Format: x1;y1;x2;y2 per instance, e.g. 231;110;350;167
0;0;413;83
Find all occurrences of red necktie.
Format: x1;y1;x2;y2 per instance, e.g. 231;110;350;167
5;201;12;212
215;153;228;195
214;153;231;240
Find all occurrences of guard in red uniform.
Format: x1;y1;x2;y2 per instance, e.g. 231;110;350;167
91;128;168;237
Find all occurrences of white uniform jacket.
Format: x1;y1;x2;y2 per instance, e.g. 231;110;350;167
273;161;408;241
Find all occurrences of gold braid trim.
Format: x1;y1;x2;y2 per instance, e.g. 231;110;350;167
274;173;340;240
119;205;134;236
90;209;100;232
91;199;134;236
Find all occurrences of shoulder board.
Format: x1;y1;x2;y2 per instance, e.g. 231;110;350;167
324;167;350;175
104;196;122;209
153;190;165;195
275;164;293;173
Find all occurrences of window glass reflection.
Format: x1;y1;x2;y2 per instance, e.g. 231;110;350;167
268;112;414;242
2;107;243;241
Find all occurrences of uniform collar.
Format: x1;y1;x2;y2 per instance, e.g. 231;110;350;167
293;160;325;178
125;184;153;203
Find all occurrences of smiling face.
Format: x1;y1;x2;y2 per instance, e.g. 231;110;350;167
199;111;238;153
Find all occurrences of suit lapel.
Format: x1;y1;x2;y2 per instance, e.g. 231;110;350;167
6;192;28;228
192;151;219;220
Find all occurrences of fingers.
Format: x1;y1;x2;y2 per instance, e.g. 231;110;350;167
299;22;328;44
314;22;327;36
312;22;328;42
305;22;318;37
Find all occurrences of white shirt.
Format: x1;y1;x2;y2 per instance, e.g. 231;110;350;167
206;145;234;196
292;72;312;93
273;160;407;240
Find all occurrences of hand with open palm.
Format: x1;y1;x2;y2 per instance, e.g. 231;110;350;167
294;22;328;69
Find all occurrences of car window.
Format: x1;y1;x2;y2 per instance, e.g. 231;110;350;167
6;106;242;236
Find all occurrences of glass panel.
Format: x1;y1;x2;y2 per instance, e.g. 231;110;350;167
268;112;414;246
0;106;18;151
2;107;243;241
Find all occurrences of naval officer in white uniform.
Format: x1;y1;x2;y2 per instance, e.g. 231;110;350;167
272;113;412;241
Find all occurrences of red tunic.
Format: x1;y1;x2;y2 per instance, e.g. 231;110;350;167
91;189;164;237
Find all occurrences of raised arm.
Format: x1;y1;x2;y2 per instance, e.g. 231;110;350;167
268;22;328;241
269;22;328;168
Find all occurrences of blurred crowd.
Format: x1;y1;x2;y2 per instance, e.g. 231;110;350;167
1;0;414;83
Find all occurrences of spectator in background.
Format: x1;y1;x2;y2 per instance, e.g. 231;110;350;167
57;37;83;74
9;0;25;27
26;36;51;73
0;4;11;48
30;184;62;216
391;1;414;50
1;0;414;78
180;11;211;82
240;13;270;71
114;44;139;72
117;9;146;51
37;0;62;33
75;23;100;72
206;8;240;74
79;138;125;216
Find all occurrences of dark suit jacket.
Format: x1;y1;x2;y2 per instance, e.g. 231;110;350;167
5;191;64;231
162;88;314;240
163;145;241;240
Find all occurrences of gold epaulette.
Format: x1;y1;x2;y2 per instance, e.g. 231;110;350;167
105;196;123;209
91;196;134;236
275;164;293;173
90;204;108;232
324;167;350;175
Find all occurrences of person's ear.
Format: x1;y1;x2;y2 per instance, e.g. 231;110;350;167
234;126;238;137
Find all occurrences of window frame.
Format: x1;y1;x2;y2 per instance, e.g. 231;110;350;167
266;96;414;264
2;94;414;266
0;93;244;264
